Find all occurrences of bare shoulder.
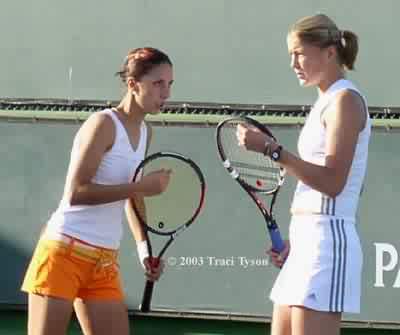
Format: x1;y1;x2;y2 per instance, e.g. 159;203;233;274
78;111;116;148
326;89;366;131
85;111;115;130
336;89;365;111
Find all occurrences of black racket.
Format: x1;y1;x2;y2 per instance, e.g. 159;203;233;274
216;116;285;253
132;151;206;312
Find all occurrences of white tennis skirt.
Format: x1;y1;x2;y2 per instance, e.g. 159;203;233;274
270;215;363;313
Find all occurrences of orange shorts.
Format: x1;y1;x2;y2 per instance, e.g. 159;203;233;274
21;233;124;301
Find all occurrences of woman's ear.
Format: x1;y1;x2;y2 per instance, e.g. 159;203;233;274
326;45;338;62
127;77;139;95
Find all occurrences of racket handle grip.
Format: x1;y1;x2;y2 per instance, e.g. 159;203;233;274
140;280;154;312
140;256;159;312
269;226;285;254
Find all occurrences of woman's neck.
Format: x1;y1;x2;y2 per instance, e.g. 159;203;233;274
317;72;345;95
114;95;145;125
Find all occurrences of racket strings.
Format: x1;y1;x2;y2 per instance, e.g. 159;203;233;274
135;156;203;234
218;120;281;191
238;171;280;184
229;160;279;174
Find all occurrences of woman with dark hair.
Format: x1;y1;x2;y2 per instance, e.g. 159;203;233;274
22;47;174;335
237;14;370;335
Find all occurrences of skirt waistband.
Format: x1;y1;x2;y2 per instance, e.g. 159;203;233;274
40;232;118;265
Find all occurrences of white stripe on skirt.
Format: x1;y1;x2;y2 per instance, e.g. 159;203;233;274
329;218;347;312
269;215;362;313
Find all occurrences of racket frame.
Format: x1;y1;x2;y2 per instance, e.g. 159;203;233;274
215;116;285;253
131;151;206;312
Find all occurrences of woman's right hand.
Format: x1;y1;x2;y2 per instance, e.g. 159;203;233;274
236;124;275;154
267;240;290;268
134;169;172;197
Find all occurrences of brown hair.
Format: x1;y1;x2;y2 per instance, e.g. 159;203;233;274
289;14;358;70
116;47;172;83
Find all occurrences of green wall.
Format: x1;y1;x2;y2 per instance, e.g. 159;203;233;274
1;114;400;328
1;0;400;106
1;0;400;330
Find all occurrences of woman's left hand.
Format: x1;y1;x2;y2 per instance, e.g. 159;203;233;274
143;257;164;282
267;240;290;268
236;124;274;153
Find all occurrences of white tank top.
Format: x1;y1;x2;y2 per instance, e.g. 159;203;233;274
46;109;147;249
290;79;371;221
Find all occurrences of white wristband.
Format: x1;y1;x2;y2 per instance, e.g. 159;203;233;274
136;240;149;268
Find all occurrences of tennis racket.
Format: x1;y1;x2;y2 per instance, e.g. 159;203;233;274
216;116;285;254
132;151;206;312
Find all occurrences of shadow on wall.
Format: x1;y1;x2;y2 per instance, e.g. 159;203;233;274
0;237;30;306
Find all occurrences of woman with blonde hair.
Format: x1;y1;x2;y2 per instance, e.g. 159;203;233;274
237;14;370;335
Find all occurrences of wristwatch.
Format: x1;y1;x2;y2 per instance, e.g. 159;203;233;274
270;145;283;162
263;140;272;157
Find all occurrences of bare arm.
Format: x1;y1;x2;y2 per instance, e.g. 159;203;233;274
67;114;161;205
125;196;147;242
238;90;366;197
279;90;365;197
127;193;164;281
124;123;164;280
125;122;153;242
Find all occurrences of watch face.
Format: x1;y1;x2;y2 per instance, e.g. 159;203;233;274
271;147;281;161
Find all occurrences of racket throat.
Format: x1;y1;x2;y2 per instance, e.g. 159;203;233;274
267;218;279;230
